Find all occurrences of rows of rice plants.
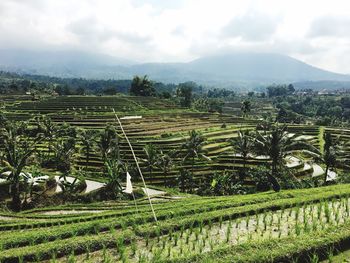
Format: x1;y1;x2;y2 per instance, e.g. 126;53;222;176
1;184;350;262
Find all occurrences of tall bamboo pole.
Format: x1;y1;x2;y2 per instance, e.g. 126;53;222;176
112;109;157;222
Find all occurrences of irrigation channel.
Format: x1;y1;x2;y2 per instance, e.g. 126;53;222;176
59;196;350;262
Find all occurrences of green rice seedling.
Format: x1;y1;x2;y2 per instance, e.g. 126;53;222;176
208;219;212;230
209;239;214;251
309;252;319;263
269;213;274;227
102;244;108;262
35;251;42;263
263;211;268;225
199;220;203;233
120;220;127;231
263;216;267;231
174;232;179;246
93;223;100;234
189;222;194;235
235;219;239;229
186;233;190;245
109;225;116;235
295;222;301;236
304;218;310;233
199;242;203;254
303;209;307;225
179;241;184;255
205;228;209;239
248;232;253;241
167;245;172;257
295;206;300;221
202;236;206;247
131;240;137;256
146;233;150;247
226;224;231;243
162;237;167;249
85;244;90;260
278;230;282;239
277;216;281;231
245;215;249;228
194;228;200;241
327;246;334;262
50;251;57;263
153;248;162;262
180;225;185;238
117;236;125;255
169;228;173;241
67;251;76;263
156;227;161;243
138;252;146;263
334;209;340;225
324;202;331;223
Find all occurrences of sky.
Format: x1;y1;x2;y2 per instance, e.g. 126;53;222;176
0;0;350;73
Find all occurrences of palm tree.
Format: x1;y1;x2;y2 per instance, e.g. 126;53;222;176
99;125;119;163
0;120;46;211
241;100;251;118
104;159;124;199
177;167;194;193
130;75;155;97
79;129;97;170
181;130;210;176
53;137;76;174
156;150;174;187
254;125;318;192
36;116;57;156
143;144;159;181
308;132;349;184
230;130;254;180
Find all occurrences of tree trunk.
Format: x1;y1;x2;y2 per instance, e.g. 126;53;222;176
11;181;21;212
149;167;152;183
324;165;329;185
164;169;167;187
270;164;281;192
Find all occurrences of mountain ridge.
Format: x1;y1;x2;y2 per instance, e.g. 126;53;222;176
0;49;349;87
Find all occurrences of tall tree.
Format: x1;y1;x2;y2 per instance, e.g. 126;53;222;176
143;144;159;181
230;130;254;180
99;125;120;163
156;150;174;187
53;137;76;174
176;82;193;107
181;130;210;176
79;129;97;170
323;132;336;183
254;125;318;192
130;75;155;97
36;116;57;156
0;120;46;211
241;100;251;118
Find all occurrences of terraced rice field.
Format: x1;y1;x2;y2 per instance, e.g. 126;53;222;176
1;184;350;262
1;95;327;186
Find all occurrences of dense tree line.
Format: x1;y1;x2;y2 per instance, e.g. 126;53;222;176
272;94;350;125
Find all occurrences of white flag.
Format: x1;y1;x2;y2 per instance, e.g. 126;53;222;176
123;172;133;194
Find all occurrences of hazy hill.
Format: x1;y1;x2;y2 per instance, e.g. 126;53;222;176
1;49;350;87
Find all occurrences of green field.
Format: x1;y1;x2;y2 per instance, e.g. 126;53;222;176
1;94;350;262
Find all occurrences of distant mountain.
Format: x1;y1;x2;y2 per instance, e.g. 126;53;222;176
0;49;134;78
1;49;350;88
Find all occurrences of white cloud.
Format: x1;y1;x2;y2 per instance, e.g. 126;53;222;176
0;0;350;73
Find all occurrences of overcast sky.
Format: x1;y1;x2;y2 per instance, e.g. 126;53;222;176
1;0;350;73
